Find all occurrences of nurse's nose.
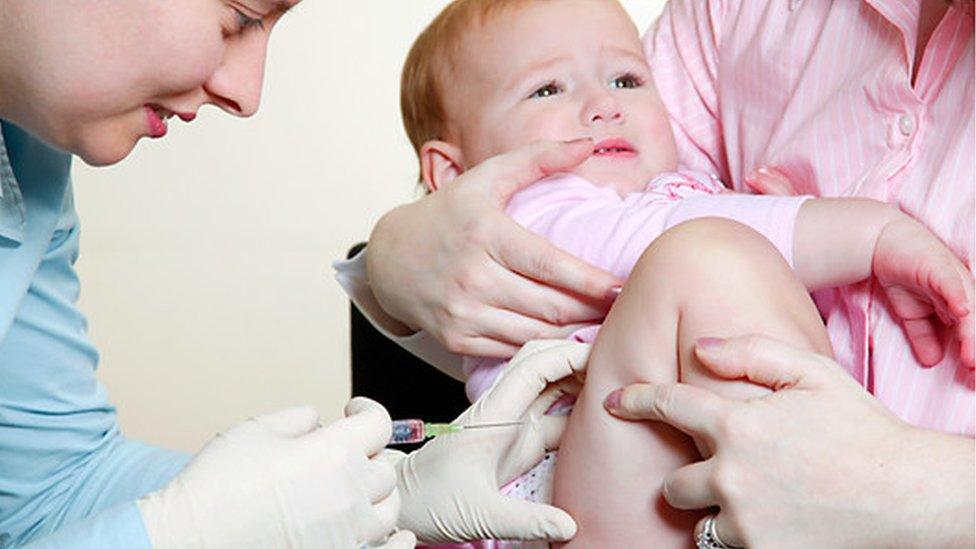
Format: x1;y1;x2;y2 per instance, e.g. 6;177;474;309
203;34;270;117
583;92;623;126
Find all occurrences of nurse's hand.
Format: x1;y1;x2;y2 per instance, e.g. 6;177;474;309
367;139;621;358
138;399;415;549
390;340;589;545
604;335;976;548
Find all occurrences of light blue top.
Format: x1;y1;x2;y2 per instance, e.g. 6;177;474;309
0;121;191;548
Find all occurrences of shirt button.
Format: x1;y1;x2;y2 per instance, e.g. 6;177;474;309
898;114;916;137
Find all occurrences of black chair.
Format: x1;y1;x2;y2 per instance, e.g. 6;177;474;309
347;243;470;450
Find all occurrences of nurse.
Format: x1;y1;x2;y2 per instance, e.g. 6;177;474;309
0;2;592;547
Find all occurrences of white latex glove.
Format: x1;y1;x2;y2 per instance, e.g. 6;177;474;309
388;339;590;545
138;398;416;549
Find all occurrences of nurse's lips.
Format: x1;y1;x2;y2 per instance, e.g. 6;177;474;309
144;104;197;138
144;104;169;138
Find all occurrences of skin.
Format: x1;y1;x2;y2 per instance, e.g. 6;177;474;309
422;0;677;196
0;0;296;166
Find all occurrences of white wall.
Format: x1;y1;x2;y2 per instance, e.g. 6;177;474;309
74;1;667;452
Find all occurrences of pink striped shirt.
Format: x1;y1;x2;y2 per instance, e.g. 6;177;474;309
646;0;974;435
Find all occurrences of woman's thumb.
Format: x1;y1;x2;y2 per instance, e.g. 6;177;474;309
484;139;593;202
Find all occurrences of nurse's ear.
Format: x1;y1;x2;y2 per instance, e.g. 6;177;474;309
420;140;465;193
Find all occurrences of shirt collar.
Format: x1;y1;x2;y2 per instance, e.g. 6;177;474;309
863;0;924;70
0;120;27;244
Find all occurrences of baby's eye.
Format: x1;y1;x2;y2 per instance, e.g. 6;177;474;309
610;73;643;89
530;82;562;99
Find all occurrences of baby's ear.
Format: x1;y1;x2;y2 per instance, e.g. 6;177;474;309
420;140;464;193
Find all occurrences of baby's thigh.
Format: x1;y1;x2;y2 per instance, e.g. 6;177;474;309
553;219;832;547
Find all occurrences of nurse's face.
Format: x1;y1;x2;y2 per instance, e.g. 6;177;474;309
2;0;298;166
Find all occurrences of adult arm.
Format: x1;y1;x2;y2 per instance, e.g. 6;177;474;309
605;335;975;548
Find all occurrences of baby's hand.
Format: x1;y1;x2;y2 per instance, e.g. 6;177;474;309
873;217;974;369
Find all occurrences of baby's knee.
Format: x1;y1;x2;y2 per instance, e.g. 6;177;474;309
631;218;793;292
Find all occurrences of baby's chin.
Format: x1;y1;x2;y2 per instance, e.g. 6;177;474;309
572;165;657;195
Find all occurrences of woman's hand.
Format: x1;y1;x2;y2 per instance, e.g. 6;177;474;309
389;340;589;545
604;335;975;548
139;399;415;549
367;139;621;358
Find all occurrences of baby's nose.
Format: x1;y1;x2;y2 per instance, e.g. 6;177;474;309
585;97;624;125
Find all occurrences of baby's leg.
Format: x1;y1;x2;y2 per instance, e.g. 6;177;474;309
552;218;833;547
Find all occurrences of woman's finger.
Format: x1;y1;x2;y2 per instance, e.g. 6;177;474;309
744;166;796;196
693;335;834;390
452;335;521;358
662;460;716;510
603;382;729;442
472;306;594;349
480;139;594;201
958;311;975;369
902;316;946;367
491;219;621;304
480;260;609;325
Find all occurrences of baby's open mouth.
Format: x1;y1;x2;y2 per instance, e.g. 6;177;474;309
592;138;636;156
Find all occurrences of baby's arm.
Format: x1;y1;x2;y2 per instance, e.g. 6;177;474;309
793;198;974;367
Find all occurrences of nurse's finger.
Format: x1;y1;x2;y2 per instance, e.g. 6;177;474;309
482;261;609;325
481;341;591;420
662;460;716;510
491;221;621;305
364;489;401;544
323;397;393;456
540;415;569;451
362;458;397;504
603;382;730;442
376;529;417;549
253;405;321;438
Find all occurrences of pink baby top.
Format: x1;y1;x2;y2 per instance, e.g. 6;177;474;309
463;170;809;402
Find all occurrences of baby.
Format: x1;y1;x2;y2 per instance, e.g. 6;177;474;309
399;0;975;546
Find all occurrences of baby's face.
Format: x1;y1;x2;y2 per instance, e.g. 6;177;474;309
446;0;677;194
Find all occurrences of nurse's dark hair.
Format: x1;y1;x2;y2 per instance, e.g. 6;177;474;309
400;0;532;171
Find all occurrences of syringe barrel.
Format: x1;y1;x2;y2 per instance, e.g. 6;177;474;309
389;419;426;445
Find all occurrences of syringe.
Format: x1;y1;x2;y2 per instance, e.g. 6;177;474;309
389;418;524;445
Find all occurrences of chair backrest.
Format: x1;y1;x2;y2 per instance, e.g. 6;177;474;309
347;243;470;449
